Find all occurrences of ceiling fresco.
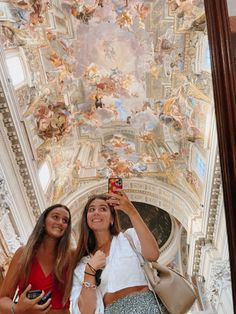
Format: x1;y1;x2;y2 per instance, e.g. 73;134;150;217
0;0;213;205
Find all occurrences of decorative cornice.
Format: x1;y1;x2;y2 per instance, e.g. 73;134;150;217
192;154;222;274
0;82;40;218
0;175;8;220
205;157;222;242
192;237;205;274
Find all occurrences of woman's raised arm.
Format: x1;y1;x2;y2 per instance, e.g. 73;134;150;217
107;190;160;261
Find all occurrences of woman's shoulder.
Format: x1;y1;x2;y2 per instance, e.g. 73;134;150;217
0;246;25;297
117;228;136;238
9;246;29;271
12;246;25;260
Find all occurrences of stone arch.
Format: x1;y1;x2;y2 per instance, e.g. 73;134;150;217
64;178;198;229
62;178;198;265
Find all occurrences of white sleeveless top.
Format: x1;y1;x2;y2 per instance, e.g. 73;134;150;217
70;228;149;314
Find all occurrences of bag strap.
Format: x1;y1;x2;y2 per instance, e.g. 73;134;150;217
124;232;146;263
124;232;163;314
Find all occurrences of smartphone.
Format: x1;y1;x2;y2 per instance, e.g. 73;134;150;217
108;177;123;193
27;290;42;300
38;291;52;305
27;290;52;305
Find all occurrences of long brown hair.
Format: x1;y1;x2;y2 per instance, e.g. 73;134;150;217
65;194;121;300
74;194;120;265
19;204;72;291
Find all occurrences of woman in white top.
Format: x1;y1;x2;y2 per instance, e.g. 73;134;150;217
70;191;169;314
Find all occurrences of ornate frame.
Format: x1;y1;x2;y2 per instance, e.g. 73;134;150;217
204;0;236;311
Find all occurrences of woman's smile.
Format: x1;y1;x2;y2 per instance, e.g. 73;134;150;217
87;199;112;231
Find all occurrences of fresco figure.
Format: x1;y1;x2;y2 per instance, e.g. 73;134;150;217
95;95;104;109
71;0;100;24
35;103;72;141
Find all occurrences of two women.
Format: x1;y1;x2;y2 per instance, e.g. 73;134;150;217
0;204;72;314
0;190;167;313
70;191;168;314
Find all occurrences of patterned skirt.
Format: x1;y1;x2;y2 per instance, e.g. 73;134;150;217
104;290;169;314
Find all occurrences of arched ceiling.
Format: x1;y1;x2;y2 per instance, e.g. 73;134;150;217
0;0;214;209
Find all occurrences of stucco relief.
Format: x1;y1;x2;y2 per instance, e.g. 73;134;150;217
0;175;22;254
208;260;232;310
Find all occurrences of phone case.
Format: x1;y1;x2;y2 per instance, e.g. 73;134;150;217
27;290;52;305
38;291;52;305
108;177;123;193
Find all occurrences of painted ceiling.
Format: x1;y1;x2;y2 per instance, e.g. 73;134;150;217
0;0;213;205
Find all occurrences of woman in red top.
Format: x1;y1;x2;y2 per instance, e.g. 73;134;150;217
0;204;72;314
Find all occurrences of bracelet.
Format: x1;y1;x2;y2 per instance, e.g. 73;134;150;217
85;271;95;276
82;281;96;289
87;263;96;274
10;303;15;314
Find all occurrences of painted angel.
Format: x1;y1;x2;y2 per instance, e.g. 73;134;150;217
116;11;133;31
134;2;150;27
71;0;100;23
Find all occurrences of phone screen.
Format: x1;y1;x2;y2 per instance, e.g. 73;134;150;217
108;177;123;193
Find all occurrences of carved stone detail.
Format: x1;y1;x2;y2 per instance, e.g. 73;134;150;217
0;213;22;253
206;155;222;242
192;153;222;275
0;174;23;253
0;82;41;218
208;260;232;308
0;175;8;219
192;238;205;274
0;232;12;276
15;85;32;109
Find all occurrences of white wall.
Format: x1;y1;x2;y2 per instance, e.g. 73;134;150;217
227;0;236;16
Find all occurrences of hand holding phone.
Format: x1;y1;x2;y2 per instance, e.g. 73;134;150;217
108;177;123;193
38;291;52;305
26;290;42;300
27;290;52;305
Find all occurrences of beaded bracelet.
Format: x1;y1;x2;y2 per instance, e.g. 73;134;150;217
82;281;96;289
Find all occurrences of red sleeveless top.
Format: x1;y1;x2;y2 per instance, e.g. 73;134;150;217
18;256;70;309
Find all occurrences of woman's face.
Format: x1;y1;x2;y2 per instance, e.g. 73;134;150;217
45;207;70;239
87;198;113;232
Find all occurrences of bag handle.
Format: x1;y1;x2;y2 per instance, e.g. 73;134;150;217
125;233;196;285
